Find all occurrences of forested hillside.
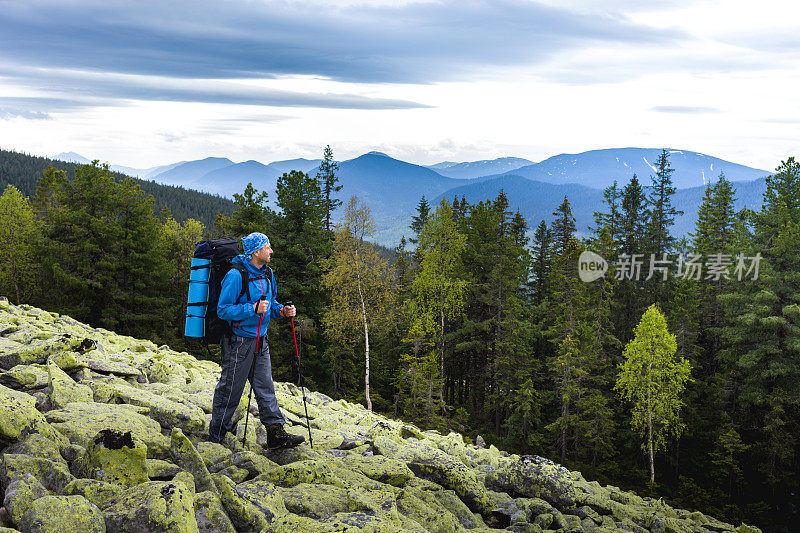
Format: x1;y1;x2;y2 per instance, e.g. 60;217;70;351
0;150;798;531
0;149;234;226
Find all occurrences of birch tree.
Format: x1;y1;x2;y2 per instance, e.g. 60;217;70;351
322;196;393;410
615;304;692;483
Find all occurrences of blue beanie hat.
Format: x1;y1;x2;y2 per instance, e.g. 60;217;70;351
242;232;270;259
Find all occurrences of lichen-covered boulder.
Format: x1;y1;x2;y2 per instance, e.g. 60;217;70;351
212;474;269;531
17;495;106;533
0;383;69;445
0;363;49;389
62;478;124;510
45;402;170;456
147;458;184;480
486;455;577;510
395;487;466;532
2;473;49;524
101;382;207;435
196;441;232;468
0;333;85;369
194;491;236;533
47;359;94;409
276;391;321;419
0;453;75;493
209;450;277;480
276;482;350;518
340;454;415;487
373;436;495;514
4;432;66;464
73;429;149;487
103;480;199;532
170;428;215;493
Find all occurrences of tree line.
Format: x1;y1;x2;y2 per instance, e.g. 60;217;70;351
0;148;798;531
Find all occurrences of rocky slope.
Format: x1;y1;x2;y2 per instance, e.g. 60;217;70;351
0;298;761;533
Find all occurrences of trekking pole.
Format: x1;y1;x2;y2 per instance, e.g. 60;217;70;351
243;295;266;446
287;301;313;448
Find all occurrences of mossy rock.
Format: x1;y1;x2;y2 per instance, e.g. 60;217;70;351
194;490;236;533
209;450;277;480
171;428;215;493
147;458;184;480
103;479;199;532
396;487;466;532
485;456;577;510
212;474;270;531
276;482;351;518
62;478;124;510
47;359;94;409
0;453;75;493
0;333;85;369
373;436;494;515
0;363;49;389
275;391;321;419
2;473;49;524
4;432;66;464
196;441;232;467
17;494;105;533
340;454;415;487
45;401;170;456
101;382;207;435
73;429;149;487
0;383;69;445
284;424;342;451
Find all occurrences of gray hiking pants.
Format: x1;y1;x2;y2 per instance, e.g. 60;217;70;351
208;333;286;442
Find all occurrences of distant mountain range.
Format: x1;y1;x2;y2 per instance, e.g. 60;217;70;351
52;148;773;246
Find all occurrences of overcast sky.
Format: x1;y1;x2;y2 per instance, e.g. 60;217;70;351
0;0;797;171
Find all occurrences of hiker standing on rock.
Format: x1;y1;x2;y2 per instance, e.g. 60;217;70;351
208;232;305;450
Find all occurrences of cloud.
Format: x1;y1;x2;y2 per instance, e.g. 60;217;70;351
0;0;672;85
0;66;428;110
651;106;721;114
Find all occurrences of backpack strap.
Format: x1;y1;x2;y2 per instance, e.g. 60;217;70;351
232;264;250;304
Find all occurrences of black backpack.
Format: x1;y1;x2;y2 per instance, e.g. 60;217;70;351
189;238;267;343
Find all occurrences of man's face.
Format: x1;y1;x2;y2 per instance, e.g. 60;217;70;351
254;243;273;263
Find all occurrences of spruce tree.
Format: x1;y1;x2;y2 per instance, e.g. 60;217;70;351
316;145;341;233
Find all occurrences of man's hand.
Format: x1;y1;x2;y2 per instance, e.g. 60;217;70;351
283;305;297;317
254;300;268;314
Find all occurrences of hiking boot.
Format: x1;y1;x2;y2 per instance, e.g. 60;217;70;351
264;424;305;450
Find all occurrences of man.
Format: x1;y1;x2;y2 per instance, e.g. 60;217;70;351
208;232;305;449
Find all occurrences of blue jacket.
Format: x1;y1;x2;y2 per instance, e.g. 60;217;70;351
217;255;284;338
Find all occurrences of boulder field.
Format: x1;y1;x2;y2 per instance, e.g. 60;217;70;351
0;298;761;533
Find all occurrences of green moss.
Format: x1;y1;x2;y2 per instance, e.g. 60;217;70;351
100;381;207;435
18;495;105;533
104;480;199;532
275;391;321;419
486;459;577;509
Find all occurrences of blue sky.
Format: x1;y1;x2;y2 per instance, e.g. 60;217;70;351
0;0;797;170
